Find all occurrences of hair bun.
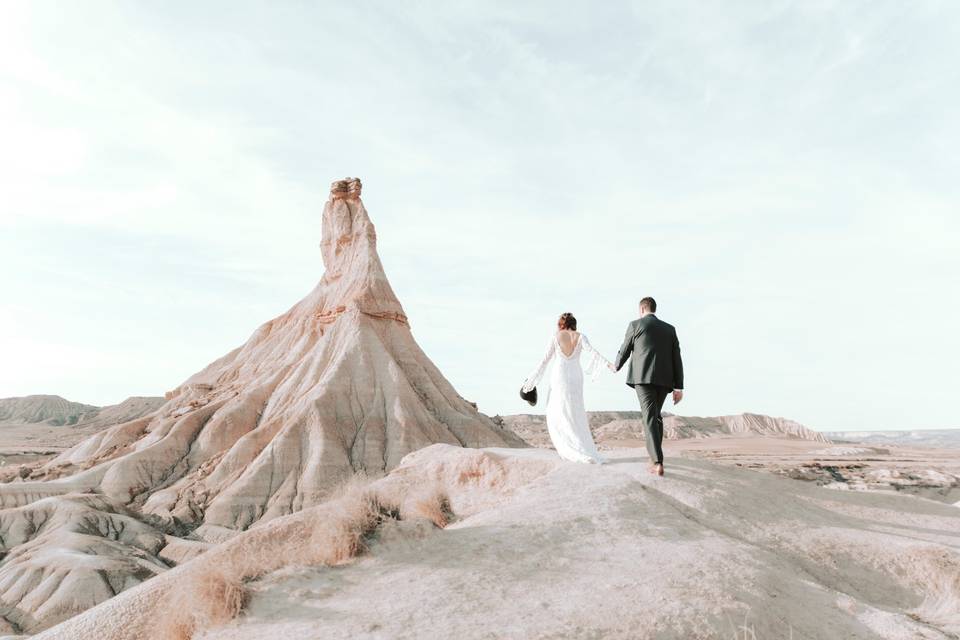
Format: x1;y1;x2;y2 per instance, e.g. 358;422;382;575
557;312;577;331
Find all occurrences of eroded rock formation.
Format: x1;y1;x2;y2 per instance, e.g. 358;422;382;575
0;178;522;632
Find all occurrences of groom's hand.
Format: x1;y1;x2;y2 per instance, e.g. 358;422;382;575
672;390;683;405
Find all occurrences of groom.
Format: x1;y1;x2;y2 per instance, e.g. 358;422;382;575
613;297;684;476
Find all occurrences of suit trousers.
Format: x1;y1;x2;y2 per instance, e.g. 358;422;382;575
634;384;670;464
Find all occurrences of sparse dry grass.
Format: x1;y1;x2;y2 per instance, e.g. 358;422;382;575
401;482;453;528
911;548;960;631
157;475;452;640
159;567;248;640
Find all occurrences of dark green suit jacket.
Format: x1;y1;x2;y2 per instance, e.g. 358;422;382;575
614;314;684;390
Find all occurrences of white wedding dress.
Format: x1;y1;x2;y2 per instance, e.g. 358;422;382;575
522;332;612;464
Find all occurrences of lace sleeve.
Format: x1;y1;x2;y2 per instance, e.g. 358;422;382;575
580;333;613;382
522;335;556;392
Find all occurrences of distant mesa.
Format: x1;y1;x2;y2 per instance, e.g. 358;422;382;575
0;395;100;427
0;394;164;430
825;428;960;449
665;413;830;442
498;411;830;449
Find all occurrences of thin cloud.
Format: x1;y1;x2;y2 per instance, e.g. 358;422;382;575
1;2;957;428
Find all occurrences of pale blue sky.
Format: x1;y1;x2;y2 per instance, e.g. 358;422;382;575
1;2;958;430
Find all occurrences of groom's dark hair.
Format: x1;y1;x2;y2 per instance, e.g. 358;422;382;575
639;297;657;313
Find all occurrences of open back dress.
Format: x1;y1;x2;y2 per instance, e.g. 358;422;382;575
521;332;611;463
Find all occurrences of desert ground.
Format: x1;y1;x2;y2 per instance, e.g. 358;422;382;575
4;407;957;639
502;413;960;506
29;443;960;640
666;437;960;506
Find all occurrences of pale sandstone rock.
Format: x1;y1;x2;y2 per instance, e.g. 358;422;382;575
14;179;521;527
156;535;211;566
0;179;523;632
0;493;169;633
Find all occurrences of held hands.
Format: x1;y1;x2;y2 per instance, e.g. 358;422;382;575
672;390;684;405
607;362;616;372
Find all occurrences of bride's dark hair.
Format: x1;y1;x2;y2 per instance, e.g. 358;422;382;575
557;312;577;331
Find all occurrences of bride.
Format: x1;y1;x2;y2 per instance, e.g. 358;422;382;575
521;312;614;464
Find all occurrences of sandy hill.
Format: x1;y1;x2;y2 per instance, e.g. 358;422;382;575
0;178;521;635
33;444;960;640
0;395;99;426
500;411;829;448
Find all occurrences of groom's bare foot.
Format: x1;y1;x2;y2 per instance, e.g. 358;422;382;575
652;463;664;476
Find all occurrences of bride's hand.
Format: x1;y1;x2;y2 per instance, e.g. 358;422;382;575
607;363;616;372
